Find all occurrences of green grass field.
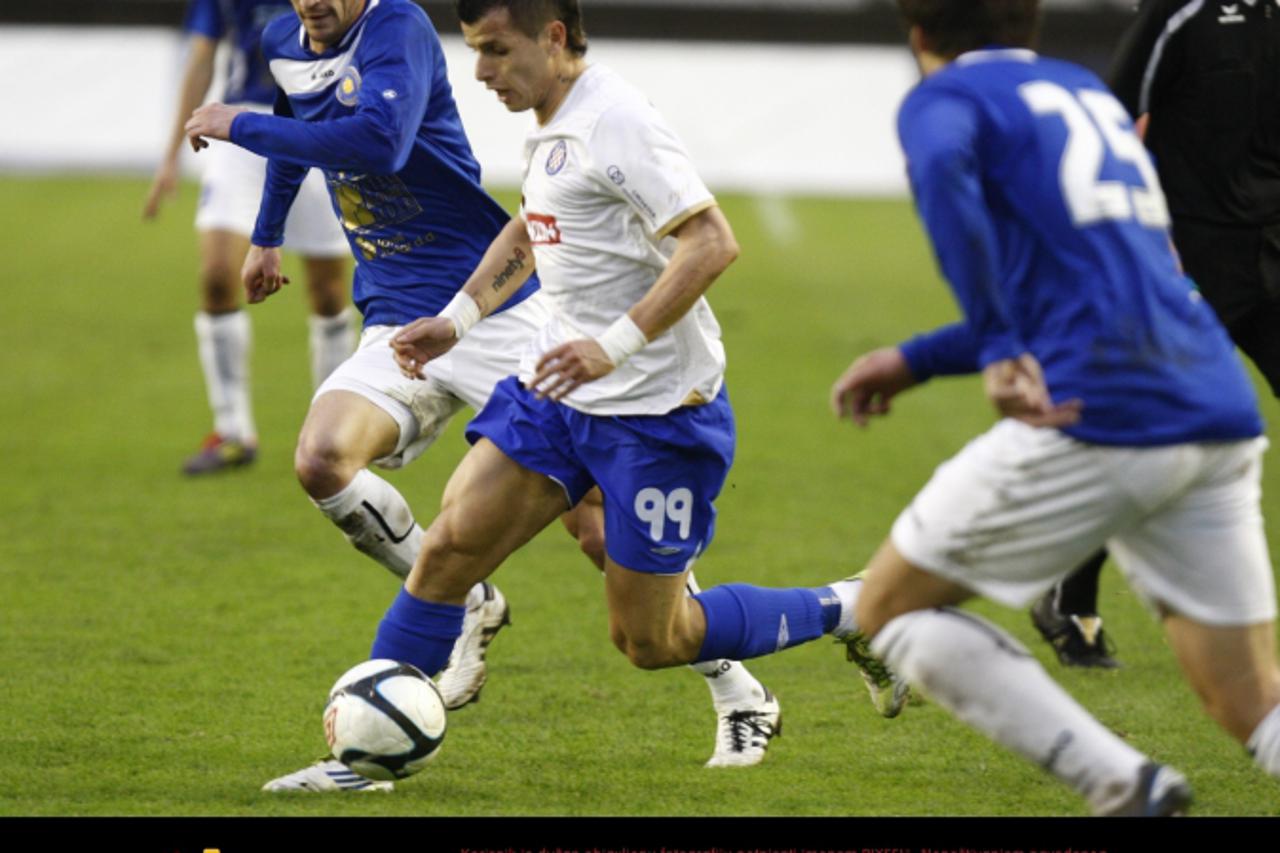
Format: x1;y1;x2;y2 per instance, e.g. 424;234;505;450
2;174;1279;822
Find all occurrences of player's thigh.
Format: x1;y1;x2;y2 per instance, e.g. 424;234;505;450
1162;615;1280;741
407;438;569;602
298;389;402;471
1106;437;1274;628
890;419;1130;611
313;325;469;470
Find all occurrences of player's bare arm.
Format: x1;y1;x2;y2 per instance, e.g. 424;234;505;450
241;245;291;304
982;353;1082;428
185;103;252;152
531;205;739;401
391;216;536;379
830;346;919;427
144;34;218;219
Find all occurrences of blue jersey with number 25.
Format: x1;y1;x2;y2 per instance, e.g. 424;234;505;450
898;48;1261;446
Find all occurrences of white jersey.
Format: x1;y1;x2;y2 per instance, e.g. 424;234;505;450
517;64;725;416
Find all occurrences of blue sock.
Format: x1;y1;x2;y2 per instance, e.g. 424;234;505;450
693;584;829;663
370;588;465;678
816;585;843;633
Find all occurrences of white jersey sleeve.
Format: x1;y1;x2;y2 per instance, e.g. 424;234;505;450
585;100;715;239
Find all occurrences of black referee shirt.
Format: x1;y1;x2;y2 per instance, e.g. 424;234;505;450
1109;0;1280;227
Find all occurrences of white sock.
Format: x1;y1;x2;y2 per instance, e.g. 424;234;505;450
194;310;255;442
313;469;421;578
828;577;861;637
309;308;357;389
872;607;1147;813
685;570;767;708
1248;703;1280;776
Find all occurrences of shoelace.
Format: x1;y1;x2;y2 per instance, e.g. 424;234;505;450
722;709;775;752
843;637;893;687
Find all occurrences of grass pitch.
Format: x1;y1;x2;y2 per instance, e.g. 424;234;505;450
1;175;1278;823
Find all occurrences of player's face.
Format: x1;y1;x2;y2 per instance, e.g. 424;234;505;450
291;0;368;50
461;8;559;115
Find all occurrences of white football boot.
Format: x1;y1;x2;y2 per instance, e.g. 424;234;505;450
841;630;912;718
262;759;393;792
436;582;511;710
705;687;782;768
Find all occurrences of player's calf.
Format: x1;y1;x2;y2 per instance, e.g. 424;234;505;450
309;469;422;578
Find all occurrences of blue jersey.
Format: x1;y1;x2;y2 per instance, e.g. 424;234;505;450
184;0;292;106
897;48;1261;446
230;0;535;326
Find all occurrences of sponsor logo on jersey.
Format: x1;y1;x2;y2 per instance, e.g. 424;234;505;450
607;165;626;186
335;67;362;106
525;212;561;245
545;140;568;175
382;88;398;100
1219;3;1246;21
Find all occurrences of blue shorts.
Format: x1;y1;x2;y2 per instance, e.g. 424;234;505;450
466;377;736;574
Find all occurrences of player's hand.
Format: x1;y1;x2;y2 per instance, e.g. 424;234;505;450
142;158;179;220
830;346;918;426
983;353;1083;428
242;245;290;303
184;102;246;152
391;317;460;379
531;339;615;401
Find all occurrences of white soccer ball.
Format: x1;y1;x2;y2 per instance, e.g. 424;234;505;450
323;659;447;781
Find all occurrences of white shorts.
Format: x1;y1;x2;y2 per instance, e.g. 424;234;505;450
194;136;348;257
891;419;1274;627
314;294;553;469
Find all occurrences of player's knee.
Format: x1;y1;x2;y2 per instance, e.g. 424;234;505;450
199;262;241;310
407;521;480;599
307;279;347;317
575;523;606;571
294;435;350;498
429;508;481;562
619;639;682;670
610;626;687;670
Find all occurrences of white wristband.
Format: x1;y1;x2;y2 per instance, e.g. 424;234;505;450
438;291;481;340
595;313;648;367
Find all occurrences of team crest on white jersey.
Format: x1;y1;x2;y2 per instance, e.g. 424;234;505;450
545;140;568;175
525;212;561;245
336;67;362;106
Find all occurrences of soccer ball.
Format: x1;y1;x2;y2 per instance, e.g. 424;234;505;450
323;659;447;781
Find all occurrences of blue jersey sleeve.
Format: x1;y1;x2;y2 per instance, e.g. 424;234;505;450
251;91;310;247
899;322;980;382
900;86;1024;367
183;0;225;40
230;10;433;174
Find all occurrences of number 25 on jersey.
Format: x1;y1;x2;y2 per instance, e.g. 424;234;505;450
1020;81;1170;229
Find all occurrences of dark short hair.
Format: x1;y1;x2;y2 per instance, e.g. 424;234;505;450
455;0;588;56
897;0;1040;57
